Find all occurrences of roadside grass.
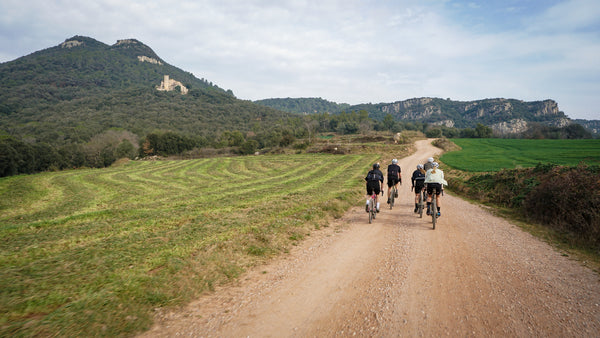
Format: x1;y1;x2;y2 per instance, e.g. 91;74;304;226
439;138;600;273
1;153;391;336
441;138;600;172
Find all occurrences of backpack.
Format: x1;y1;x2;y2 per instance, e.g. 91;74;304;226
366;170;381;182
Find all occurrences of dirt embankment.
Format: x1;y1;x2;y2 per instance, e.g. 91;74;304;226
141;139;600;337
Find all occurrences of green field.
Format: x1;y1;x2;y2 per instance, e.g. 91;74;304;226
0;153;377;337
440;138;600;172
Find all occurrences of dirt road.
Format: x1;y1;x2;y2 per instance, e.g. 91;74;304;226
141;139;600;337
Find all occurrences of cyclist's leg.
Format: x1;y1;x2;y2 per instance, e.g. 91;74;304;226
426;184;433;214
434;184;442;216
375;184;381;211
366;183;373;212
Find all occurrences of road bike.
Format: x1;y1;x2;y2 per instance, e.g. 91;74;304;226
368;192;377;223
428;186;443;229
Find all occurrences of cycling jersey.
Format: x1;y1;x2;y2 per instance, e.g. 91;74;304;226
365;169;384;182
387;164;401;179
411;169;425;185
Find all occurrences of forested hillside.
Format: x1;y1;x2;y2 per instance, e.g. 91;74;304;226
0;36;307;175
254;97;350;115
0;36;288;143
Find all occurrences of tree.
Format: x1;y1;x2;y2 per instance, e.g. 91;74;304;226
475;123;493;138
383;114;395;131
426;128;442;138
0;141;18;177
239;139;259;155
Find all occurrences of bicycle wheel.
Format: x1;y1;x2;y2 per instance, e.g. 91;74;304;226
418;191;424;218
368;200;373;224
389;187;395;209
372;199;377;219
431;194;437;229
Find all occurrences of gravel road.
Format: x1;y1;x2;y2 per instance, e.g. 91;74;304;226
140;139;600;337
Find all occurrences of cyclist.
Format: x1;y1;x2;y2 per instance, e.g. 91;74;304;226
386;159;401;204
424;162;446;217
411;164;426;213
424;157;435;171
365;163;384;213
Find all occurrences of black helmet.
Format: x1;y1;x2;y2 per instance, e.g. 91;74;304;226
373;163;380;169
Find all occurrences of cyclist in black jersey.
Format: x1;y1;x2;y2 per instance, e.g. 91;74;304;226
386;159;401;204
411;164;426;212
365;163;384;213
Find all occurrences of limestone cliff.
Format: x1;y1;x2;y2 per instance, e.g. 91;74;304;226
372;97;568;132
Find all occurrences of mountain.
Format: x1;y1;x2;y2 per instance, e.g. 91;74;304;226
256;96;598;136
0;36;289;145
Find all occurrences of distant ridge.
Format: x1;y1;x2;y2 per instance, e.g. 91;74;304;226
255;96;598;135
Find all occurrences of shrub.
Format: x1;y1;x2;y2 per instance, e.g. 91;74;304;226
450;164;600;249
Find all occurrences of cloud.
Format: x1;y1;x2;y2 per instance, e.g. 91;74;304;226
0;0;598;119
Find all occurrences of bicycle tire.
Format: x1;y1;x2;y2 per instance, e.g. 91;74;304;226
431;194;437;229
368;200;373;224
372;202;377;219
418;191;424;218
389;187;395;209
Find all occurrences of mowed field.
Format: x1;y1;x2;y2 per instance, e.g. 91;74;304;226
0;153;377;337
440;138;600;172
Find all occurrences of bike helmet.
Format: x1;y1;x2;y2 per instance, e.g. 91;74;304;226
427;157;434;163
392;158;398;164
417;164;423;169
433;162;439;168
373;163;380;169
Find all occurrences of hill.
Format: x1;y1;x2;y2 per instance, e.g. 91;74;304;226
254;97;350;115
255;96;596;135
0;35;290;144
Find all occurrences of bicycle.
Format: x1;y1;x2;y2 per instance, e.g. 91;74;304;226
428;185;443;229
368;192;377;223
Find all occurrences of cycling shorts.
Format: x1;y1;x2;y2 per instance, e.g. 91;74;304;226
366;181;381;195
414;181;425;193
387;177;400;188
426;183;443;196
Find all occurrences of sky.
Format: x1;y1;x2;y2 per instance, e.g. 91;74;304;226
1;0;599;120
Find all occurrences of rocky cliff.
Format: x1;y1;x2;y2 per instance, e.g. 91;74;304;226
361;97;569;133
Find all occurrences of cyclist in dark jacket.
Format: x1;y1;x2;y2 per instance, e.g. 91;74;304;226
386;159;401;204
411;164;426;212
365;163;384;213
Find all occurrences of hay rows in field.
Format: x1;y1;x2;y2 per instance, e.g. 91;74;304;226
0;153;379;337
1;154;376;227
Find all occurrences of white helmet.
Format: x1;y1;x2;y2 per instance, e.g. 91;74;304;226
433;162;439;168
427;157;434;163
392;158;398;164
417;164;423;169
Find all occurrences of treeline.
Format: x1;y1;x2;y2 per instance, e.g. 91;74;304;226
421;121;592;139
1;111;593;178
0;130;139;177
255;97;350;115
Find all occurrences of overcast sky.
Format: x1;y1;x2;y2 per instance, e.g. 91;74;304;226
1;0;599;120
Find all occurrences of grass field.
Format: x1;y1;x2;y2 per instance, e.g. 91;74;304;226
0;153;380;337
440;138;600;172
